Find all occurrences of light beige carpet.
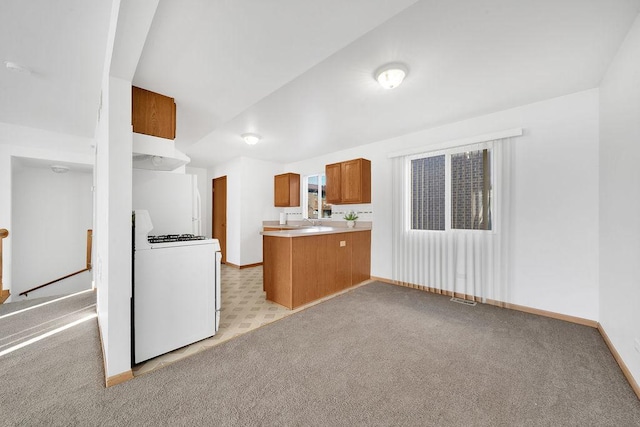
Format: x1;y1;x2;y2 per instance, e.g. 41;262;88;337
134;264;360;376
1;281;639;426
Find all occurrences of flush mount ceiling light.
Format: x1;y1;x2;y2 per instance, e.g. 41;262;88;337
242;133;261;145
50;165;70;174
375;63;408;89
4;61;32;75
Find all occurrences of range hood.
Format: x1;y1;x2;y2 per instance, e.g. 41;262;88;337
132;133;190;171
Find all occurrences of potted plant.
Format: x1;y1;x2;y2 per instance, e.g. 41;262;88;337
344;211;359;228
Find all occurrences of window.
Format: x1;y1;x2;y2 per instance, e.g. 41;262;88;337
411;155;445;230
304;174;332;219
411;146;492;231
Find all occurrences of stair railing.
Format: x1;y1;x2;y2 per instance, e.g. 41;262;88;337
19;230;93;297
0;228;8;303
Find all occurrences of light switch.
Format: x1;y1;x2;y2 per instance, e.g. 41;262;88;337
340;241;346;247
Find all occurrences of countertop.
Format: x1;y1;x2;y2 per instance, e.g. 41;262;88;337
261;225;371;238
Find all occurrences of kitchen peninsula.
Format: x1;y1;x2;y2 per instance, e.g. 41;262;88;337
261;226;371;309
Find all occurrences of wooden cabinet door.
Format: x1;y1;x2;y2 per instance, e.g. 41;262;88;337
263;236;293;308
291;235;325;308
340;159;371;204
274;173;300;207
274;174;290;206
132;86;176;140
325;163;342;204
340;159;362;203
351;230;371;285
333;234;353;291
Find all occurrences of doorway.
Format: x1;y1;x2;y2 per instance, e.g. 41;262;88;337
212;176;227;264
11;157;94;299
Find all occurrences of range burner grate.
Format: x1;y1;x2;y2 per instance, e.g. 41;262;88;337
148;234;207;243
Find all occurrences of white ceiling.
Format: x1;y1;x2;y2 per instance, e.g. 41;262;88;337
2;0;639;168
12;156;92;174
136;0;640;167
0;0;112;138
133;0;420;154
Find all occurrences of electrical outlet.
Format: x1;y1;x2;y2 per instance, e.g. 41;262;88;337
340;241;346;247
634;338;640;354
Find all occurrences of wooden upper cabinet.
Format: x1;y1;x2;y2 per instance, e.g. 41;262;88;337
132;86;176;140
274;173;300;207
325;158;371;204
341;158;371;203
325;163;342;204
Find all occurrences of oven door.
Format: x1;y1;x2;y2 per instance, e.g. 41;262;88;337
134;243;216;364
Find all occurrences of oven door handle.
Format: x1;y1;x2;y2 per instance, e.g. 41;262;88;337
215;251;222;331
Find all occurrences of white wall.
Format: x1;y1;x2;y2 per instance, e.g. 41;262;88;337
94;74;133;379
94;0;159;381
12;165;93;299
599;14;640;386
240;157;282;265
284;89;600;320
94;71;110;376
510;92;599;318
208;157;283;266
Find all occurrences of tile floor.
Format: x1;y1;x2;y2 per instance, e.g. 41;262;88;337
133;264;369;376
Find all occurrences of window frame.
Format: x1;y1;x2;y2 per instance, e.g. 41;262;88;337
302;173;331;220
406;141;496;234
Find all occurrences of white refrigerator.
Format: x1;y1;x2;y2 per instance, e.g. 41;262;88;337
132;169;202;236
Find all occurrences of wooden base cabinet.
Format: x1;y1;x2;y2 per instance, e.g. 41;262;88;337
263;230;371;309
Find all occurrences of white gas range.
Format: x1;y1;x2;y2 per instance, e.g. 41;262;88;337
132;209;221;364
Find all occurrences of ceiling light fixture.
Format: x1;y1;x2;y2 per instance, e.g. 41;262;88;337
375;63;408;89
242;133;261;145
50;165;70;174
151;155;163;167
4;61;32;75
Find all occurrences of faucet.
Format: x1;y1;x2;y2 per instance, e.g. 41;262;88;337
303;218;321;226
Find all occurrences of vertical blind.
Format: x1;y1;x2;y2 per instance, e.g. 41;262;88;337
392;138;513;303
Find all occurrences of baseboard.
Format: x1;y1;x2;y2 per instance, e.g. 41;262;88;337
491;300;598;328
372;276;483;303
597;323;640;400
0;289;10;304
225;262;263;269
97;315;134;388
371;276;597;327
106;370;134;387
